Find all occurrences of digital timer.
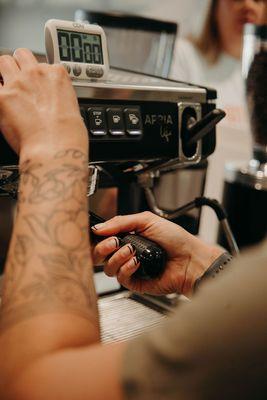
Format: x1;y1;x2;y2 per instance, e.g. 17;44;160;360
45;19;109;80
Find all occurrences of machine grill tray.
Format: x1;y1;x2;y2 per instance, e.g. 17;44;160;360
99;292;167;343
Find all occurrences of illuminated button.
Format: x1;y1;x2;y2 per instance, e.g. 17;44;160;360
107;108;125;136
124;108;142;135
73;65;82;77
86;66;104;78
88;108;107;136
62;63;71;74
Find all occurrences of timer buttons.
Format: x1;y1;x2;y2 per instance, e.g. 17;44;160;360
124;108;142;135
107;108;125;136
73;65;82;77
62;63;71;74
88;108;107;136
86;66;104;79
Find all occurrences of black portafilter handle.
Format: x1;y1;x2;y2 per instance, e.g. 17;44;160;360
89;212;167;280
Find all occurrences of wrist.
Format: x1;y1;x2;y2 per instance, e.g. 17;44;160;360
19;117;88;163
19;138;88;166
183;235;224;295
194;251;233;292
192;239;225;275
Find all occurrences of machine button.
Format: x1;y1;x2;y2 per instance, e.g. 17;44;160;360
88;108;107;136
124;108;142;135
62;63;71;74
107;108;125;135
86;66;104;78
73;65;82;77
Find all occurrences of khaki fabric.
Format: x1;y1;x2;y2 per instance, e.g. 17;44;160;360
122;241;267;400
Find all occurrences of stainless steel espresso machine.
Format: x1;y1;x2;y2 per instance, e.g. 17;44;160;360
0;20;227;342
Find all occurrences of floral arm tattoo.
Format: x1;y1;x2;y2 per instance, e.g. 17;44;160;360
0;149;99;333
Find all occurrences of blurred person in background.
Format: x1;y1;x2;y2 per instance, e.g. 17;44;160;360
169;0;267;245
170;0;266;126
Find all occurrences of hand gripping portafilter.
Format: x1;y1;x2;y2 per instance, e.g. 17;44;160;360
88;167;166;280
90;212;166;280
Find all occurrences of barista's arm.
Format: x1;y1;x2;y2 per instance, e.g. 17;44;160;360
0;49;124;400
0;147;126;399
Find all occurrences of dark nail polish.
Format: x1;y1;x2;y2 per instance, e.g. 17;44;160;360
114;237;120;248
127;244;135;255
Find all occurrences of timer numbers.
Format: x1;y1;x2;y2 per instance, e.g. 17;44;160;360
57;30;103;64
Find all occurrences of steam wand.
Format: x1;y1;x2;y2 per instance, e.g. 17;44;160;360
143;184;239;257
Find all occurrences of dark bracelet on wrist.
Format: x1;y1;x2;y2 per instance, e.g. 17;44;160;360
194;251;233;292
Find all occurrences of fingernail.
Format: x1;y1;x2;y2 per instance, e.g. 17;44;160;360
92;223;106;230
133;257;139;266
114;237;120;248
128;257;139;270
106;237;120;250
127;244;136;255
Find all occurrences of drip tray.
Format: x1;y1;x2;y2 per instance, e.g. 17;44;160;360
99;291;169;343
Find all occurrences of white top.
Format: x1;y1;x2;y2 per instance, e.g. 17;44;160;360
169;38;249;130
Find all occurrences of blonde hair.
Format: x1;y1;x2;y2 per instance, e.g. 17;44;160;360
191;0;267;65
190;0;221;65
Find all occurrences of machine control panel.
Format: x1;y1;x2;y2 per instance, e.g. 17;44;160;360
124;108;143;135
0;96;218;164
82;106;143;138
86;108;107;136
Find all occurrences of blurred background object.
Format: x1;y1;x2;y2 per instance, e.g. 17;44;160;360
219;23;267;250
167;0;266;244
0;0;208;53
245;24;267;154
75;10;177;78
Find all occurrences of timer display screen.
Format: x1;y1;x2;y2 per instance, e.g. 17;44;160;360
57;29;104;64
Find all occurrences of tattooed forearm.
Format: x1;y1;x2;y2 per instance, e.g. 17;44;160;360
0;148;98;334
55;148;88;162
19;150;89;206
1;248;97;331
1;234;32;309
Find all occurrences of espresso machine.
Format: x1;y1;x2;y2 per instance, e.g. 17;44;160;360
220;24;267;250
0;19;231;342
